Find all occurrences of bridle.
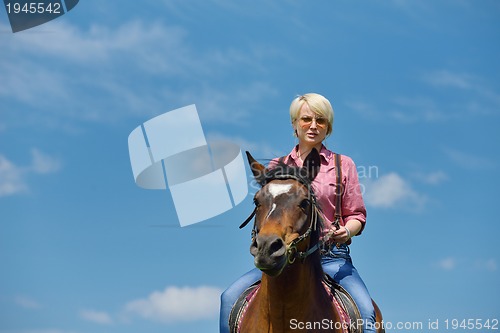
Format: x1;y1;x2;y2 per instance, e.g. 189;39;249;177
239;173;323;265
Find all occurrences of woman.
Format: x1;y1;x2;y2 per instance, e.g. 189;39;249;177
220;93;376;333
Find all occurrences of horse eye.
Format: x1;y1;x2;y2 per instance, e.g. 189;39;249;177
299;199;310;211
253;198;261;207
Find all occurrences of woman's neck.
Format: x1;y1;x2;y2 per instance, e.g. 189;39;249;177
297;143;323;162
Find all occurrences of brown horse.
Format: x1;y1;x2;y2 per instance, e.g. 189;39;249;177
234;149;384;333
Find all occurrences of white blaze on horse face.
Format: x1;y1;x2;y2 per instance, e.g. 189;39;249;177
265;183;292;219
265;203;276;219
267;183;293;198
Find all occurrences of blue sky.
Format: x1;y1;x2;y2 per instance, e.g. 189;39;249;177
1;1;499;332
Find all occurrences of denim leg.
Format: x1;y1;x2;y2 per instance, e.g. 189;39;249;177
219;268;262;333
322;247;376;333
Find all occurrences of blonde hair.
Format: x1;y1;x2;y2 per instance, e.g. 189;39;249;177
290;93;334;136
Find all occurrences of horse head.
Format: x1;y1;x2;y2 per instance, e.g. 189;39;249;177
244;149;322;277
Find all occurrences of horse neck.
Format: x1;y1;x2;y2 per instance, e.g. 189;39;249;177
245;255;340;333
259;253;328;316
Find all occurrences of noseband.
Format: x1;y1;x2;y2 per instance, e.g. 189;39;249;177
240;174;322;264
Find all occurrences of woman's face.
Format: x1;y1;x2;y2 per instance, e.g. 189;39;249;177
294;103;328;147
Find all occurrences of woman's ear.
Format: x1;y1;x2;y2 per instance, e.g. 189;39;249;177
292;124;298;137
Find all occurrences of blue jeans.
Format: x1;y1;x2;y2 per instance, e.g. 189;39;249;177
219;244;376;333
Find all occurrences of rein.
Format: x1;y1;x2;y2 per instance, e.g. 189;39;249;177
285;203;321;264
240;173;322;264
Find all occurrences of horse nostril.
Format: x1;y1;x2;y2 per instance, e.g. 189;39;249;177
250;238;259;256
269;238;285;257
251;235;286;259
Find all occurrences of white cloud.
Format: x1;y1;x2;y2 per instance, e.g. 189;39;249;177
345;100;379;119
0;149;61;197
1;20;188;67
206;132;279;159
390;97;448;123
124;285;222;323
346;96;452;123
443;147;495;170
412;170;448;185
0;20;279;126
0;21;189;123
363;172;426;210
30;149;62;174
79;309;113;325
475;258;497;272
0;154;28;197
14;295;41;309
435;257;457;271
422;70;500;116
347;68;500;124
422;171;448;185
423;70;473;89
434;257;497;272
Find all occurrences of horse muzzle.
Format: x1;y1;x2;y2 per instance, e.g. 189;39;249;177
250;234;287;276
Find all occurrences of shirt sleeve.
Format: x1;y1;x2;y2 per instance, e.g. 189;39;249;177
341;156;367;235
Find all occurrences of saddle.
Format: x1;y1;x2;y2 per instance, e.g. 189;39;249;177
229;274;363;333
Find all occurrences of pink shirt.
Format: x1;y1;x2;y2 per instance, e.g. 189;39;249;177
268;145;367;238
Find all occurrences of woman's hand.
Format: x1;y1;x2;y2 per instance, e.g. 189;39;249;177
325;219;362;245
328;226;351;244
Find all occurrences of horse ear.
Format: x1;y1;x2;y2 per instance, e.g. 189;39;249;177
246;151;266;184
303;148;320;181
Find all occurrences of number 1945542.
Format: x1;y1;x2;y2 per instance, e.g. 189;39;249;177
444;318;498;330
5;2;62;14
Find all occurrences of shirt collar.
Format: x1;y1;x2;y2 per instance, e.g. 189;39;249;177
289;144;333;164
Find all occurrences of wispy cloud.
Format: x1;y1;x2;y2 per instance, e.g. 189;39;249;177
346;68;500;124
79;309;113;325
344;100;379;120
422;69;500;116
30;149;62;174
423;70;473;89
443;147;495;170
124;285;222;323
0;20;279;128
390;97;448;123
0;149;61;197
475;258;497;272
435;257;457;271
434;257;497;272
0;154;28;196
363;172;426;210
345;97;452;123
412;170;449;185
0;21;188;68
13;295;41;309
206;132;281;159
